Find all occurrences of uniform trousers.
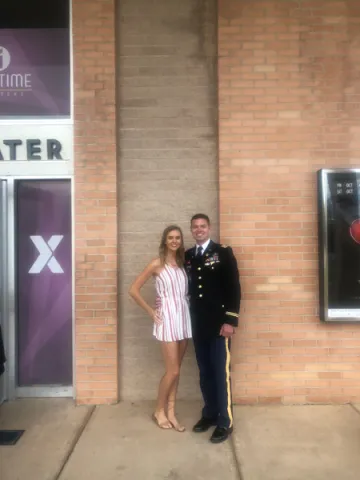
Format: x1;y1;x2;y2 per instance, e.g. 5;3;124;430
193;335;233;429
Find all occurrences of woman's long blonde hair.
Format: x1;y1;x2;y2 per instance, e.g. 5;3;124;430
159;225;185;267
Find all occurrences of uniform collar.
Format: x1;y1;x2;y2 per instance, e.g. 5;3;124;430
196;238;211;254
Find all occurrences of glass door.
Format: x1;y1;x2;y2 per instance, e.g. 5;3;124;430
0;178;72;399
0;179;8;404
15;179;73;396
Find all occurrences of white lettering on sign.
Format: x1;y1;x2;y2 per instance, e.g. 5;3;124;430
0;46;32;93
0;73;32;89
29;235;64;274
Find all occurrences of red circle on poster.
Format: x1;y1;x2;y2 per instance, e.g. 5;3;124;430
350;219;360;244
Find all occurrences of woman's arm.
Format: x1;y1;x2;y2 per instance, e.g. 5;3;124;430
129;258;161;324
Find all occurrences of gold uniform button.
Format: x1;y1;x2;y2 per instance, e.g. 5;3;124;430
199;294;203;298
198;276;202;280
198;267;201;271
198;285;202;288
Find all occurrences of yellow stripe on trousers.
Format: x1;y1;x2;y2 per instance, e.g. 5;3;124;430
225;338;233;428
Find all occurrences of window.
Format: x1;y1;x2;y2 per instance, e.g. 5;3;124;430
0;0;70;118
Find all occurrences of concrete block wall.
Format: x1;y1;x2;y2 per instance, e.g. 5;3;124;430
218;0;360;404
117;0;219;399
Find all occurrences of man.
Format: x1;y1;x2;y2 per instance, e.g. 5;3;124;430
185;213;241;444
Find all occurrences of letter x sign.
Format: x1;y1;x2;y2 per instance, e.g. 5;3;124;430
28;235;64;274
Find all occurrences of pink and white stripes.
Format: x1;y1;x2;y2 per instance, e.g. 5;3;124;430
153;265;192;342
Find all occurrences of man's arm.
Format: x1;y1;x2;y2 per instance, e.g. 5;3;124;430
221;245;241;328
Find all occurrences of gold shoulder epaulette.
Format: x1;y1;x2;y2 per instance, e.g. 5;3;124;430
221;244;228;248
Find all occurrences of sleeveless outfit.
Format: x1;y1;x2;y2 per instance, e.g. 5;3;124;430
153;264;192;342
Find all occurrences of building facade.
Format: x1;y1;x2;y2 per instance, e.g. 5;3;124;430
1;0;360;406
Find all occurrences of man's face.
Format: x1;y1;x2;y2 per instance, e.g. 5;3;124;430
191;218;210;245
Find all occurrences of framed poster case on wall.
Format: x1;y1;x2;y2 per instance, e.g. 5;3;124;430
318;169;360;322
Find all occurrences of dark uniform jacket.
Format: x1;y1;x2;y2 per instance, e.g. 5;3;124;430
185;240;241;339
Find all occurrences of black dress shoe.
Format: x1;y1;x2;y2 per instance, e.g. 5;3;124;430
192;417;217;433
210;426;233;444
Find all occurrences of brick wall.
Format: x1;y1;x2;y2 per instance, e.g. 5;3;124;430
73;0;118;405
218;0;360;404
117;0;218;400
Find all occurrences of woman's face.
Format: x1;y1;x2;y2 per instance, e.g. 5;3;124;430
166;229;182;253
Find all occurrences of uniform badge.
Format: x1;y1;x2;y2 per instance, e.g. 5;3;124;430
204;252;220;267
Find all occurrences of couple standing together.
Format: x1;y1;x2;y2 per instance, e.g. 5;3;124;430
129;214;241;444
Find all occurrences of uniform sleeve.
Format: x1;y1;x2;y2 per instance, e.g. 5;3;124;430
222;246;241;327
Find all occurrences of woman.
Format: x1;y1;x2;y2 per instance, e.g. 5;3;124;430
129;225;192;431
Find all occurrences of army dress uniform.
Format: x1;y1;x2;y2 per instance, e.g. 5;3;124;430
185;240;241;430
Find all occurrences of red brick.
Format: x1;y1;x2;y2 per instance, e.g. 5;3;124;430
219;0;360;405
73;0;118;405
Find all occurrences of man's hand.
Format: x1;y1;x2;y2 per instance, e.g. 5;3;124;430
220;323;235;337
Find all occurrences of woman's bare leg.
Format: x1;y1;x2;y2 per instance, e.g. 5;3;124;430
167;339;188;431
153;341;181;429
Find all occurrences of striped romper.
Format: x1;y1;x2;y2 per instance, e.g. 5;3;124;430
153;264;192;342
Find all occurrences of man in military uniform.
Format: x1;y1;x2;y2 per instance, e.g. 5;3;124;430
185;213;241;444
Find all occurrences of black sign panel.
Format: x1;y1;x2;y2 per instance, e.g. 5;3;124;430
318;169;360;321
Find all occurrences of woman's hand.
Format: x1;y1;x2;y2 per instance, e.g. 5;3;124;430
151;309;162;325
129;258;162;321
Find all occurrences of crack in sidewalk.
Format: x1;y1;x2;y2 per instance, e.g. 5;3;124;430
230;434;245;480
54;405;96;480
349;403;360;417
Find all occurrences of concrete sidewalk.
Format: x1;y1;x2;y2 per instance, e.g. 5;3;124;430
2;400;360;480
59;401;238;480
235;404;360;480
0;399;93;480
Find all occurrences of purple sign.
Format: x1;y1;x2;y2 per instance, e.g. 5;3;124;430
16;180;72;386
0;29;70;117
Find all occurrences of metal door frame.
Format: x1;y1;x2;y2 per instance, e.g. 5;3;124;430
0;176;74;399
0;179;8;403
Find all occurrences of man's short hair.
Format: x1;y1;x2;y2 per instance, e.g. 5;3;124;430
191;213;210;225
